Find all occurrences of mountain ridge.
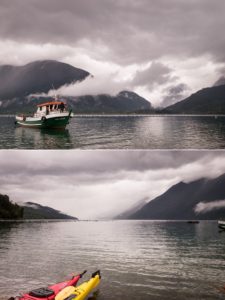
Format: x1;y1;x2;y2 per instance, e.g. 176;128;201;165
0;60;153;113
1;59;225;114
164;84;225;114
0;91;153;114
22;202;78;220
127;173;225;220
0;194;78;220
0;60;90;100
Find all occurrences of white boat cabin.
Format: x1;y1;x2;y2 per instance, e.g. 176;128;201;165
35;101;67;117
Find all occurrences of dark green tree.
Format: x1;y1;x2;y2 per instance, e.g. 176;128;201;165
0;194;23;219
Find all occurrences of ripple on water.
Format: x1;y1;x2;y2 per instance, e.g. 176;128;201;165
0;221;224;300
1;115;225;149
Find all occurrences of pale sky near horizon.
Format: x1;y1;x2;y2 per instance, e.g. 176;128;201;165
0;0;225;107
1;150;225;219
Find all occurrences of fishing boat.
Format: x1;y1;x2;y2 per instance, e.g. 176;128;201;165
187;220;199;224
218;220;225;230
15;101;72;129
55;270;101;300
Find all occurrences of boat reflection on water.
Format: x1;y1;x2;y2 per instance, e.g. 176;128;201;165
14;126;73;149
87;290;100;300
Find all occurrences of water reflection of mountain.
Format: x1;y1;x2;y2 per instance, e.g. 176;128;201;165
0;221;21;252
2;114;225;149
14;127;73;149
0;221;19;235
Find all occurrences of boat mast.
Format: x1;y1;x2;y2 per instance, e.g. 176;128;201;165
51;84;58;101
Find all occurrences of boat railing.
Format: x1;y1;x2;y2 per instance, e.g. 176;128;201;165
34;109;69;117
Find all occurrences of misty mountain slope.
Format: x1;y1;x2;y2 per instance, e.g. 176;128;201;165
0;91;153;114
0;60;89;100
214;76;225;87
68;91;153;113
128;173;225;220
22;202;78;220
164;85;225;114
115;197;148;219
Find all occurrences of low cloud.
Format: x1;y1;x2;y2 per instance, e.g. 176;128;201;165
161;83;190;107
131;62;174;90
1;151;225;219
48;74;131;97
43;61;177;103
195;200;225;214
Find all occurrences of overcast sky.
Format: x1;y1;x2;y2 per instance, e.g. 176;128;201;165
0;0;225;106
1;150;225;219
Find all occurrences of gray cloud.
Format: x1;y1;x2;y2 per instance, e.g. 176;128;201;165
161;83;190;107
195;200;225;214
0;150;217;178
1;150;225;219
0;0;225;65
0;0;225;105
131;62;174;89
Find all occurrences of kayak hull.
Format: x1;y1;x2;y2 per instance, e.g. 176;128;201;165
18;272;86;300
56;271;101;300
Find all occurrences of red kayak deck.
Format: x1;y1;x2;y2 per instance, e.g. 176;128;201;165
19;271;87;300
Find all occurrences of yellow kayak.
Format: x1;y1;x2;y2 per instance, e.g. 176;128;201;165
55;270;101;300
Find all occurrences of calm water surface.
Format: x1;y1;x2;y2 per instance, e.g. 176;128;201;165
0;220;224;300
1;115;225;149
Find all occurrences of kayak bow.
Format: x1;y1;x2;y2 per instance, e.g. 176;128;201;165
55;270;101;300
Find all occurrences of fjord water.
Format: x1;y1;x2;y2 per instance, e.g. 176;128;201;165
1;115;225;149
0;221;224;300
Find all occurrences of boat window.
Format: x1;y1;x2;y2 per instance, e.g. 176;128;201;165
40;106;42;111
50;104;53;110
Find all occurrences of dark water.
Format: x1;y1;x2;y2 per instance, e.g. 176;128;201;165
0;220;224;300
1;115;225;149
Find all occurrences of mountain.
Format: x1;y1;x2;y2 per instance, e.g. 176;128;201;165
0;91;153;114
0;60;152;114
67;91;153;113
0;193;77;220
22;202;78;220
128;173;225;220
0;194;23;219
213;76;225;87
0;60;89;100
115;197;148;219
164;85;225;114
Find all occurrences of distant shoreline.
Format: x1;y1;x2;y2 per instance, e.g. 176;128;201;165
1;113;225;117
0;219;218;222
0;219;77;222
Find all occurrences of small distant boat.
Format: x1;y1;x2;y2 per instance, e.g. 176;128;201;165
187;220;199;224
15;101;72;129
218;220;225;230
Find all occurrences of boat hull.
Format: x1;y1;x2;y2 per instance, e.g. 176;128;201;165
15;113;71;129
218;221;225;230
